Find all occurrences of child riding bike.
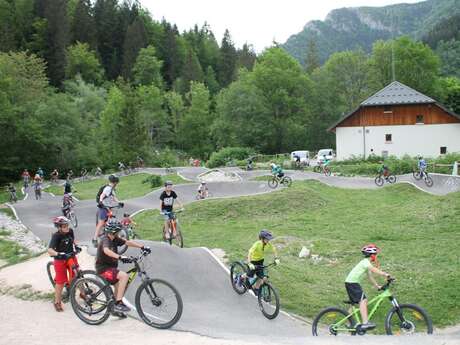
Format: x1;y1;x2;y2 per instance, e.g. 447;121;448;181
96;221;150;314
344;244;392;331
378;161;390;178
270;163;284;178
417;156;427;173
242;230;280;294
160;181;183;239
61;193;74;218
48;216;80;312
197;181;209;199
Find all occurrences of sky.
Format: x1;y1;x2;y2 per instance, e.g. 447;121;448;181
141;0;424;52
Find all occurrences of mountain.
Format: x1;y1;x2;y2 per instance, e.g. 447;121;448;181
282;0;460;65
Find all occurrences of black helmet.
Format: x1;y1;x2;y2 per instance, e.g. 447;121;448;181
108;174;119;183
105;221;123;234
259;229;273;240
164;180;173;187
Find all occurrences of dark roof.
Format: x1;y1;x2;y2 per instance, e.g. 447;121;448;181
361;81;435;106
327;81;460;132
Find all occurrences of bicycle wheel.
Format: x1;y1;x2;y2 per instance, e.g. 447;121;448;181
258;282;280;320
424;176;434;187
70;277;111;325
117;228;129;255
388;175;397;184
312;307;354;336
413;171;422;180
313;165;321;173
230;261;248;295
69;212;78;228
46;261;56;287
172;222;183;248
281;176;292;187
268;177;278;189
375;176;384;187
135;278;183;329
385;304;433;335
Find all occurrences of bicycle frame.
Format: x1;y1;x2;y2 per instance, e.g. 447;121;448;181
332;289;394;332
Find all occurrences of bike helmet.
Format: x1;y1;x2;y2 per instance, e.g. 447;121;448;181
108;174;119;183
259;229;273;241
53;216;70;227
200;181;207;184
270;163;276;168
164;180;173;187
105;221;123;234
361;243;380;256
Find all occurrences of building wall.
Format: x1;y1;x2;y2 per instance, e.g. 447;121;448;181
339;104;460;127
336;124;460;160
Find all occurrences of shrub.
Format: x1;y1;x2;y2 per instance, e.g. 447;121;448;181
148;149;187;167
142;175;162;188
207;147;255;168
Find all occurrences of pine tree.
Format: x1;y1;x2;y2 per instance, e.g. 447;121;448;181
180;46;204;93
305;39;320;74
218;29;237;87
237;43;256;71
71;0;97;49
122;16;148;80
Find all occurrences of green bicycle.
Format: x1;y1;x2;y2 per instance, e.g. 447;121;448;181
312;278;432;336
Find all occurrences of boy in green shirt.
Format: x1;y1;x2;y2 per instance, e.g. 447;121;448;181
245;230;280;293
345;244;392;331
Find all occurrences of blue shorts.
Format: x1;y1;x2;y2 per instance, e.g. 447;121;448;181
161;211;174;221
97;208;109;221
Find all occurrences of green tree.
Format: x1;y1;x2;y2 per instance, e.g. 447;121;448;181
66;42;104;84
304;38;320;74
204;66;220;95
218;29;237;87
436;77;460;114
164;91;185;144
71;0;97;49
180;46;204;93
370;36;441;94
132;45;163;87
179;82;212;157
237;43;256;71
122;16;148;80
436;39;460;79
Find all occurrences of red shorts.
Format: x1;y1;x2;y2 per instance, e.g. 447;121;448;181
99;268;119;284
54;257;79;285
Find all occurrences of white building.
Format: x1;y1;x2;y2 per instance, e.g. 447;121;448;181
328;81;460;160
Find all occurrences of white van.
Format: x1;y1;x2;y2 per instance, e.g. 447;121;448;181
290;151;310;166
316;149;335;164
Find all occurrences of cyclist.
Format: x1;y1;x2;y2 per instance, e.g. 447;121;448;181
344;244;392;331
95;166;103;176
7;183;17;202
96;221;150;314
242;230;280;294
64;179;72;194
21;169;30;188
120;213;136;228
160;181;183;239
247;157;253;171
197;181;209;199
118;161;126;171
48;216;80;312
270;162;284;178
37;167;44;179
94;174;123;246
378;161;390;178
51;169;59;182
136;155;144;168
417;156;427;173
81;168;88;178
67;170;74;181
62;193;74;218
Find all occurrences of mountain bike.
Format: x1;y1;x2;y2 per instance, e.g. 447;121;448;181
165;166;176;174
69;249;183;329
374;173;396;187
268;174;292;188
23;176;30;189
160;209;184;248
413;169;433;187
117;223;139;255
312;278;432;336
195;190;212;200
33;183;42;200
66;205;78;228
46;247;98;302
230;261;280;319
7;188;17;203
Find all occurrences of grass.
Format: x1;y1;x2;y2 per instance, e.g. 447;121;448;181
0;232;34;265
0;208;15;218
134;180;460;330
44;173;189;200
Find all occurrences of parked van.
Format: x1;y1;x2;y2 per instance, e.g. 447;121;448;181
316;149;335;164
290;151;310;166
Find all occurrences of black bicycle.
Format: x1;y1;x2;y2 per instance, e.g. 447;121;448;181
230;261;280;319
46;248;98;302
413;169;434;187
69;249;183;329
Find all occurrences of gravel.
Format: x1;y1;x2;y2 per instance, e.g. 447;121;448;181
0;212;46;254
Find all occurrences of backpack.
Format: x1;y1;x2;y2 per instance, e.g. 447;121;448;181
96;184;111;204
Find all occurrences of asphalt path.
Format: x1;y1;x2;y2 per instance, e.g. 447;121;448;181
8;166;460;344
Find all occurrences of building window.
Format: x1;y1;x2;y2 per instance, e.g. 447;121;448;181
416;115;424;124
385;134;392;143
440;147;447;154
382;150;389;158
383;106;392;113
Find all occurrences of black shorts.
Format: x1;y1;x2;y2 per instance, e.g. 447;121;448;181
345;283;366;304
248;260;264;279
277;172;284;178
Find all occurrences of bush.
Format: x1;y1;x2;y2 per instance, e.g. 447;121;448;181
142;175;162;188
207;147;255;168
148;149;187;167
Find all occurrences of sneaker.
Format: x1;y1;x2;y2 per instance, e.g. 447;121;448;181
54;301;64;312
360;322;376;330
113;302;131;313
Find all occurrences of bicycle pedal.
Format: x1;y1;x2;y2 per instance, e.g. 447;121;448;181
111;311;127;318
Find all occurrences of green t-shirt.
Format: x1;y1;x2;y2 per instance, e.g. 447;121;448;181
345;258;371;283
249;240;274;261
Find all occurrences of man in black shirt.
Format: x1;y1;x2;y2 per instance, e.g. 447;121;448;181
159;181;183;239
96;221;149;314
48;216;79;312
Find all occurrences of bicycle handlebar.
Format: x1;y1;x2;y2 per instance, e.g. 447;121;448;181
378;277;396;291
